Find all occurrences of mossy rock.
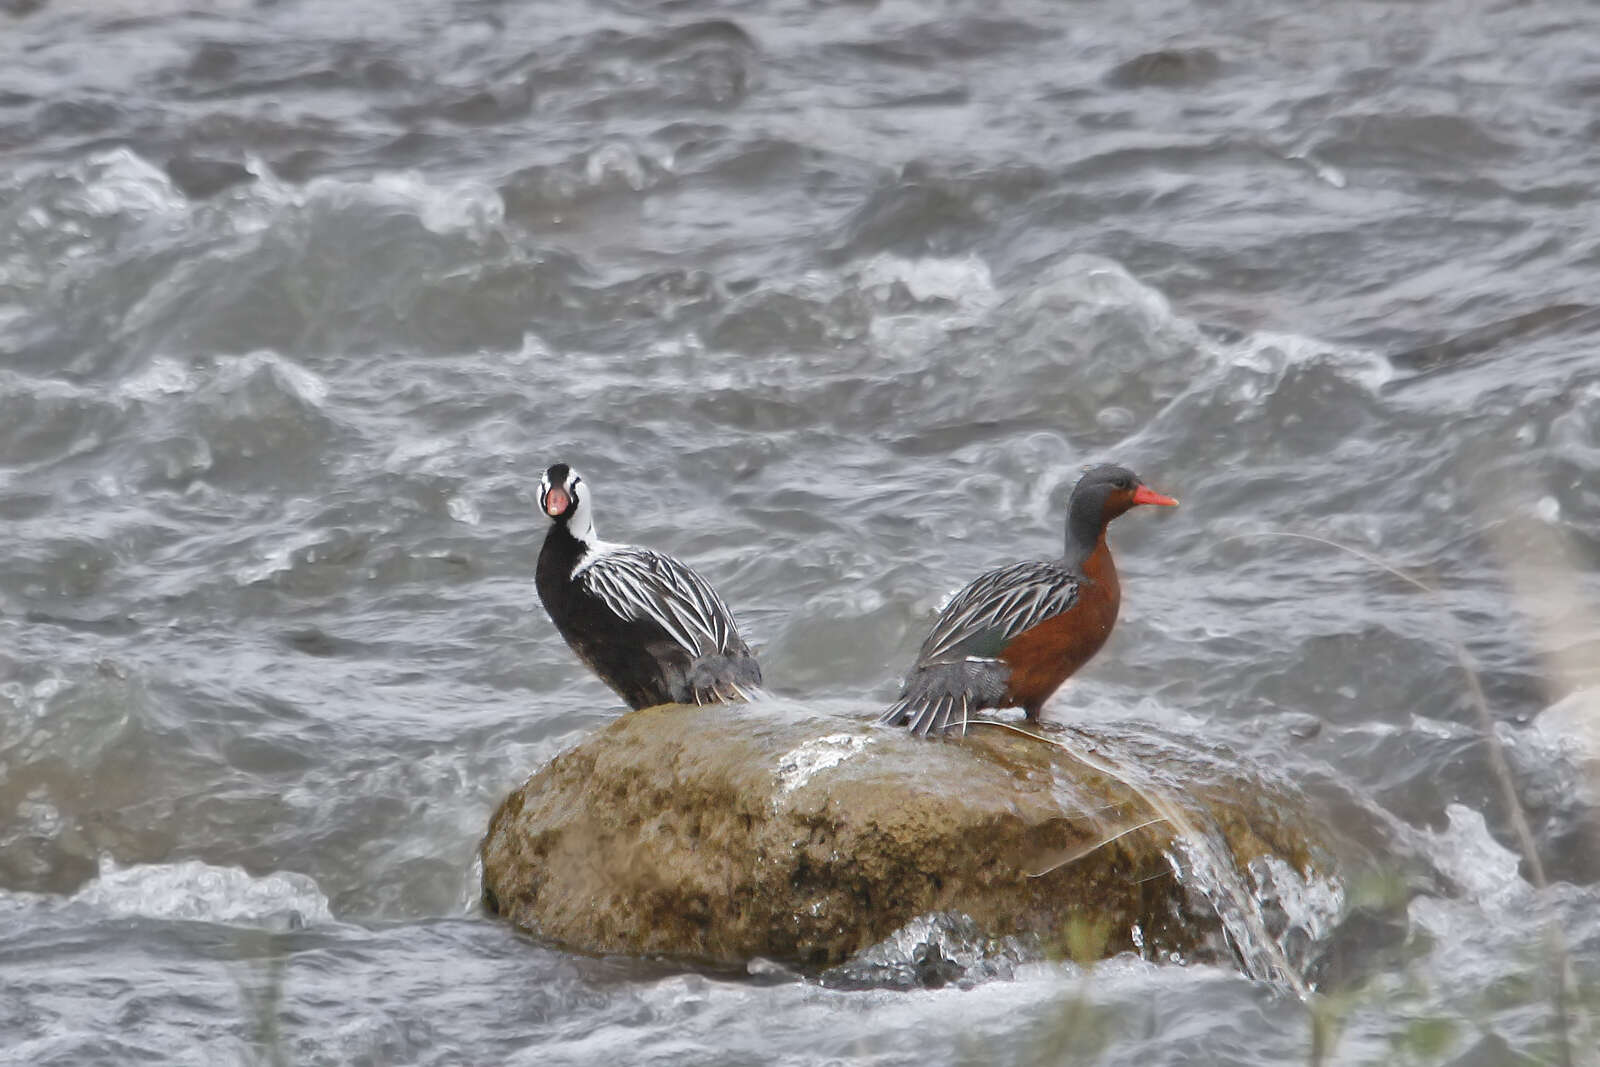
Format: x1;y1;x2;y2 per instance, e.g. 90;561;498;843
481;699;1333;973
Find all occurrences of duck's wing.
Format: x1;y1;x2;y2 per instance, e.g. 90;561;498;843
577;545;744;660
915;560;1080;665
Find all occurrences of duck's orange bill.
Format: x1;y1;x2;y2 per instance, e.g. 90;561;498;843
1132;485;1179;507
544;487;570;516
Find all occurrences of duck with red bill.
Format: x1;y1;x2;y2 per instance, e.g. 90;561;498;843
879;463;1178;737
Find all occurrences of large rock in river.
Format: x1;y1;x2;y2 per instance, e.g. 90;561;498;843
481;699;1336;980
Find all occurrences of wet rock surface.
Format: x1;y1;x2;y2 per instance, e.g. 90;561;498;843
481;700;1333;974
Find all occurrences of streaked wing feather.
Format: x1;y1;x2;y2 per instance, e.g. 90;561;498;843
580;547;739;658
918;560;1080;664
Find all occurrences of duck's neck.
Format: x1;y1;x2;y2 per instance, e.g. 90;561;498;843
564;501;597;545
1063;501;1107;574
539;520;585;578
1079;533;1118;592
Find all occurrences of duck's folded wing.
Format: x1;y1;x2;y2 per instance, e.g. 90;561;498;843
916;560;1080;664
578;547;741;659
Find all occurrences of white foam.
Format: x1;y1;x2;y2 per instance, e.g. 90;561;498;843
199;158;508;241
1249;854;1345;946
218;350;328;407
1019;254;1180;325
1007;254;1393;398
70;856;332;928
584;141;657;191
1416;804;1529;917
857;253;996;306
366;171;505;236
117;356;197;402
66;148;188;219
235;525;324;584
1213;328;1394;393
509;330;554;366
772;733;874;800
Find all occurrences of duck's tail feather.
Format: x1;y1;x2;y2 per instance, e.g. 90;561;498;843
687;653;765;706
876;659;1007;738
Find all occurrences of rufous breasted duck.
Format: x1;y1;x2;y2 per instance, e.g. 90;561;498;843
878;464;1177;737
535;463;762;709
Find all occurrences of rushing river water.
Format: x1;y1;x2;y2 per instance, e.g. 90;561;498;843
4;0;1600;1063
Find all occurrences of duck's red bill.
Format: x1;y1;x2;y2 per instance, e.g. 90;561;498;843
1133;485;1179;507
544;487;570;516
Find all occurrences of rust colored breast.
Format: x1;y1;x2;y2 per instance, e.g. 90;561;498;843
999;537;1121;716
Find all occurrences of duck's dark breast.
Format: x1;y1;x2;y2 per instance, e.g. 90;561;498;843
537;533;684;709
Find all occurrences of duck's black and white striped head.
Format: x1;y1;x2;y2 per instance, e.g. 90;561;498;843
539;462;597;542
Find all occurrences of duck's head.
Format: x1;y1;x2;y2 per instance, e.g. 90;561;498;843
1064;464;1178;560
1073;464;1179;524
539;463;596;540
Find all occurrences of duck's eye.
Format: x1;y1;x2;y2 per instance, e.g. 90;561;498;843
1116;477;1132;490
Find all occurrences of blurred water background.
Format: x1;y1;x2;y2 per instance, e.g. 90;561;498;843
3;0;1600;1063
